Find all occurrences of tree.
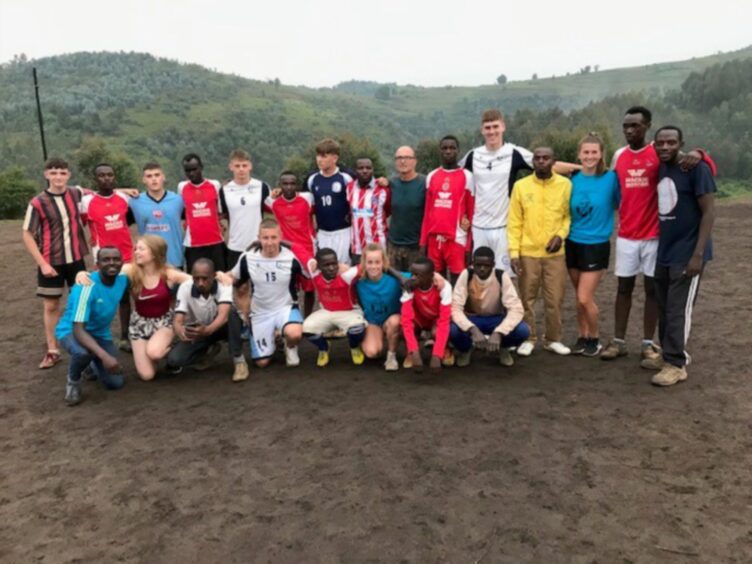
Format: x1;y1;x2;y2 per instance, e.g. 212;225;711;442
0;167;38;219
73;137;140;188
496;74;507;85
374;85;391;101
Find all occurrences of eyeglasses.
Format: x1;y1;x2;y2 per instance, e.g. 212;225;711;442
394;156;416;161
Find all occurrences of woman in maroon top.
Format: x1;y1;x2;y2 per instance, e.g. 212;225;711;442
78;235;189;380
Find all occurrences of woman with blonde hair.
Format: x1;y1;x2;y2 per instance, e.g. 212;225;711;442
78;235;190;380
355;244;404;371
566;133;620;357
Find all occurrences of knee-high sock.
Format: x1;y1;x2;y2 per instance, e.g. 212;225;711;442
347;324;365;348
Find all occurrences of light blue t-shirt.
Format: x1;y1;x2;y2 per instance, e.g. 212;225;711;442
356;272;405;326
56;272;129;341
129;191;185;268
568;170;620;245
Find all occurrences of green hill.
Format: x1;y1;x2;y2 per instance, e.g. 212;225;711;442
1;46;752;186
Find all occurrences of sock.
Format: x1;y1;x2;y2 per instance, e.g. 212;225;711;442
306;334;328;351
386;351;397;361
614;338;626;344
642;339;654;346
233;355;245;364
346;325;365;348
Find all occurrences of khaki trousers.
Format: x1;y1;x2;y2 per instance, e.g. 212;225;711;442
519;255;567;343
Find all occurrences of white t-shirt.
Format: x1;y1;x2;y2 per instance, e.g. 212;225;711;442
220;179;270;252
460;143;533;229
231;247;303;315
175;280;233;326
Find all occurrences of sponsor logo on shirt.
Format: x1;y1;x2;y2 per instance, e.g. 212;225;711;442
152;210;164;219
624;168;650;189
192;202;212;218
332;182;342;193
104;214;124;230
436;190;453;209
146;224;170;233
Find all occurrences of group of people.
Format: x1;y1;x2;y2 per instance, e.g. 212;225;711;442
21;106;717;406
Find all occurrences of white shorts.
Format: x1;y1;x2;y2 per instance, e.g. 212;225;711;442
472;226;512;273
303;307;366;335
614;237;658;277
250;306;303;359
317;228;351;265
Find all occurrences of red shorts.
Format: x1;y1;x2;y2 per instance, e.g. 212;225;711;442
291;243;315;292
426;235;467;275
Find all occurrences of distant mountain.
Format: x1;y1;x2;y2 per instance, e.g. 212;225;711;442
1;46;751;184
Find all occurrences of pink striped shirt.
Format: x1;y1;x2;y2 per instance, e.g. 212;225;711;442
346;179;391;255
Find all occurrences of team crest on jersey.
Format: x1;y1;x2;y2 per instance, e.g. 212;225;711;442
332;182;342;193
152;210;164;219
441;179;450;191
627;169;646;177
438;191;451;199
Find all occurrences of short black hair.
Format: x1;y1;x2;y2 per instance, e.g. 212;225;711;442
440;135;459;148
315;247;337;262
192;257;215;272
654;125;684;142
94;162;114;172
625;106;652;124
182;153;203;167
473;246;495;261
279;170;298;180
96;245;121;262
410;256;435;272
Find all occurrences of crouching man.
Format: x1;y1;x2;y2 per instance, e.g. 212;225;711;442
56;247;130;406
449;246;530;367
167;258;232;373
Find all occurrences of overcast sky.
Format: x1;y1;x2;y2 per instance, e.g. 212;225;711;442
1;0;750;87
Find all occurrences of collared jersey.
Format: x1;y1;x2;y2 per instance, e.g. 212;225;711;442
305;168;353;232
231;248;303;315
80;191;134;261
347;178;391;254
175;279;233;326
220;178;270;252
23;186;89;265
611;144;661;241
421;167;475;247
508;173;572;258
178;179;224;247
460;143;533;228
311;265;360;312
129;191;185;268
55;272;129;340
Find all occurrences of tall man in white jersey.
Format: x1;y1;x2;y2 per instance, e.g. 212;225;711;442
460;109;580;271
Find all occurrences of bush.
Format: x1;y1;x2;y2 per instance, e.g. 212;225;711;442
0;167;39;219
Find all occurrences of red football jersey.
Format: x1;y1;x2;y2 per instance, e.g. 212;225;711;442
400;282;452;356
178;179;223;247
612;144;660;240
80;192;133;261
420;168;474;249
265;193;316;252
311;266;360;312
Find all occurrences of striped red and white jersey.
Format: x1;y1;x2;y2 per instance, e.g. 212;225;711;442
346;179;391;255
23;186;89;265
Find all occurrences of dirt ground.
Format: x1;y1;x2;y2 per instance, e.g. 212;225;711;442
1;203;751;563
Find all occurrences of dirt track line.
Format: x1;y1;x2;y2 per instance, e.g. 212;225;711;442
656;545;700;557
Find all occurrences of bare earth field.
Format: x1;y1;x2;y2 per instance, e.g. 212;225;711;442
1;204;751;563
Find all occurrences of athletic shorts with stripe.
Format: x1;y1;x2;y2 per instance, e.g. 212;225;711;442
250;305;303;360
614;237;657;277
426;235;466;276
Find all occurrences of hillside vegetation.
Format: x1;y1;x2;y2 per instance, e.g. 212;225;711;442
1;47;751;217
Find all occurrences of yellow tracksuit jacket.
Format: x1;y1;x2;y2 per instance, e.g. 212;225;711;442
508;173;572;259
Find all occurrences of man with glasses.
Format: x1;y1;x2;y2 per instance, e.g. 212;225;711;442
387;146;426;271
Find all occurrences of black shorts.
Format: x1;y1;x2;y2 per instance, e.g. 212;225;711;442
565;240;610;272
185;243;227;273
226;248;243;272
37;259;87;298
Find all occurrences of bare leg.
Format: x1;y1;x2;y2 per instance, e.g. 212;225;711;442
614;276;636;340
577;270;605;338
42;297;61;351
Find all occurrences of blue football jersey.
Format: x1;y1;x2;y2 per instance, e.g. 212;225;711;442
305;168;353;232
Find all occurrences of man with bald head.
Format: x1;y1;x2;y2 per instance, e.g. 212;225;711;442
508;147;572;357
387;146;426;271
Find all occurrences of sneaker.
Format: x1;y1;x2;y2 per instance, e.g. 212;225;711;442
441;349;455;367
582;339;603;358
544;341;571;355
232;361;249;382
350;346;365;366
317;349;330;368
517;341;535;357
117;339;132;353
285;345;300;367
640;355;665;370
641;342;662;362
456;351;472;368
402;354;414;369
423;338;435;349
82;365;97;381
570;337;588;355
651;364;688;387
193;342;222;371
39;350;61;369
384;353;399;372
499;348;515;367
600;339;628;361
65;381;82;406
166;365;183;375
